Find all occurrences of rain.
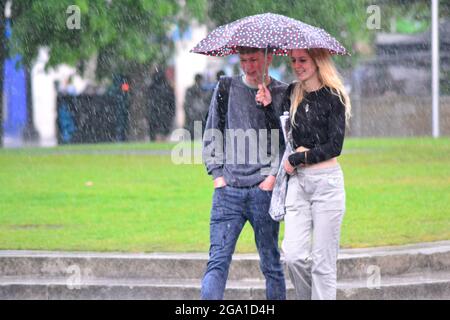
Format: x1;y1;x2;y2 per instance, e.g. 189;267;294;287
0;0;449;303
0;1;447;148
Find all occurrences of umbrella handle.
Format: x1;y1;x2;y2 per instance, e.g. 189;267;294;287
262;46;268;85
257;46;269;108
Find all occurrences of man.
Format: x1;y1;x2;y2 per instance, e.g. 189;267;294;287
201;47;287;300
146;69;176;141
183;74;209;139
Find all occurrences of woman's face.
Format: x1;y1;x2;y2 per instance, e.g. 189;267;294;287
290;49;318;83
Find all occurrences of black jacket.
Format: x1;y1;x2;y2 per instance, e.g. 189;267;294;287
281;84;346;166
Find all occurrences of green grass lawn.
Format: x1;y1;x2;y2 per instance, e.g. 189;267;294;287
0;138;449;253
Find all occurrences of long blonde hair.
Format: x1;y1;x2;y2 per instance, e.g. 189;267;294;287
290;48;351;126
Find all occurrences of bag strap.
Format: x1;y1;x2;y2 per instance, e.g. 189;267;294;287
217;76;232;133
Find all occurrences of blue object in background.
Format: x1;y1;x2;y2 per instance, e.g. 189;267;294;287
58;102;76;143
3;19;27;141
171;25;192;41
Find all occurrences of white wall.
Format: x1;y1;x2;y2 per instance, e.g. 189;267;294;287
174;23;223;128
32;48;87;147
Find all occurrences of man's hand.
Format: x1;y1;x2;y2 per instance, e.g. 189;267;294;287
284;159;296;175
213;176;227;189
256;84;272;107
259;175;276;191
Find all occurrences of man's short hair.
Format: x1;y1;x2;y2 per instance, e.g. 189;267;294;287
236;46;265;54
216;70;226;81
194;74;203;83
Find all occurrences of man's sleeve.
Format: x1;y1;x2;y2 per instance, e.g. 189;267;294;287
202;82;225;179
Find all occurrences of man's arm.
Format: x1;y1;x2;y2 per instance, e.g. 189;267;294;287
202;82;225;180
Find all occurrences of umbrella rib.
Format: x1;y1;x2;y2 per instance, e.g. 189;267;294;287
262;46;268;85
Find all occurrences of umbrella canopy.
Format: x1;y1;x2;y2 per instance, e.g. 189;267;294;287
191;12;349;57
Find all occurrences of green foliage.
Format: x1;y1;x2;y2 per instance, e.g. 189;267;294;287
370;0;431;33
6;0;448;74
207;0;450;69
395;18;428;34
5;0;449;74
367;0;450;34
8;0;207;75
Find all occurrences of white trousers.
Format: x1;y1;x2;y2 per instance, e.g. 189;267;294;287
282;164;345;300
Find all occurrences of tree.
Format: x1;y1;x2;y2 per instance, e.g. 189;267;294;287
2;0;206;145
0;0;6;147
369;0;449;33
207;0;450;68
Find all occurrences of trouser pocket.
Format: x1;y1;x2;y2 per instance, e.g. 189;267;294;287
311;172;345;213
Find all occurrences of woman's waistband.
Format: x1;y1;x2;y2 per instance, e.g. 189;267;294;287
296;163;342;176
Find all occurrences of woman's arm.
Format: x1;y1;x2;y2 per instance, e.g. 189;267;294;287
288;97;345;166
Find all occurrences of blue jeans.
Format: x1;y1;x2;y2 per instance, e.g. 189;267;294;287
201;185;286;300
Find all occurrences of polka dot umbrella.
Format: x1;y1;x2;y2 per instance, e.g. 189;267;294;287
190;12;349;57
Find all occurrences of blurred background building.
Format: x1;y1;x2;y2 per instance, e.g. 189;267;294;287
350;19;450;136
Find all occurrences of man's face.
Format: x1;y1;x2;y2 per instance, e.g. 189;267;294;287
239;51;272;86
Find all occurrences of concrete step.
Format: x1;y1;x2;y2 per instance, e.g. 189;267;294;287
338;270;450;300
1;241;449;300
1;271;449;300
1;241;449;281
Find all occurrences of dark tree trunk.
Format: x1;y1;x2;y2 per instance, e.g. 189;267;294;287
126;63;150;141
0;0;6;147
22;67;39;143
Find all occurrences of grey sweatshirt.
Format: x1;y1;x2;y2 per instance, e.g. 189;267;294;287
202;75;288;187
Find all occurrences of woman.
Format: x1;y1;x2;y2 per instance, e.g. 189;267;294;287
256;48;351;300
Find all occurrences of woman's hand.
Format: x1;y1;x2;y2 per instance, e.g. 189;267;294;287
294;146;310;167
296;146;310;153
256;84;272;107
284;159;296;175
